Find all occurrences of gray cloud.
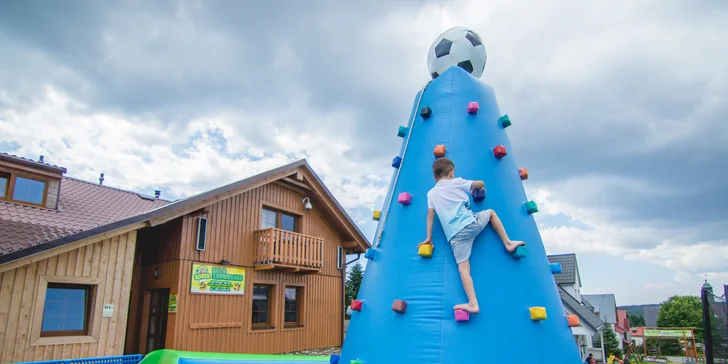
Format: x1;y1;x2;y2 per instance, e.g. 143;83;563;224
1;0;727;252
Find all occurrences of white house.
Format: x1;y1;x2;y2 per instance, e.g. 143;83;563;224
548;254;606;360
582;293;628;352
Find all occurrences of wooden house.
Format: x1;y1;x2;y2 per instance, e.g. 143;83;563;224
0;153;370;362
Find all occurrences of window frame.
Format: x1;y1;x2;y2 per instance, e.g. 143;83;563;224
30;275;103;346
0;172;9;199
40;283;94;337
0;169;49;207
249;279;278;332
259;202;302;233
282;283;306;330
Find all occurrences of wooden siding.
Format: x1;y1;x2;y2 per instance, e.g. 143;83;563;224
165;183;346;353
0;231;137;362
171;265;342;354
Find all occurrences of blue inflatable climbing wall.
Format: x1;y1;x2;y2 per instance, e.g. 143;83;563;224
338;66;584;364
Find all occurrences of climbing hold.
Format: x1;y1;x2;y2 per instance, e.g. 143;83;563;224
372;210;381;221
392;156;402;169
493;145;507;159
467;101;479;114
525;200;538;214
519;168;528;180
392;299;408;313
329;354;340;364
434;145;446;158
420;106;432;119
398;192;412;205
472;188;485;202
512;245;528;259
550;262;562;274
418;243;433;258
567;314;580;327
397;126;408;138
364;248;376;261
529;306;547;321
351;359;365;364
499;114;512;128
455;309;470;322
351;299;363;311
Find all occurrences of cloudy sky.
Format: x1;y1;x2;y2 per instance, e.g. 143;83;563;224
1;0;726;306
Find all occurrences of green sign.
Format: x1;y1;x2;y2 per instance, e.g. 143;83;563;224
643;329;693;338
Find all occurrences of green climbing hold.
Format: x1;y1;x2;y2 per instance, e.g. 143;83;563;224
397;126;408;137
499;115;512;128
525;200;538;214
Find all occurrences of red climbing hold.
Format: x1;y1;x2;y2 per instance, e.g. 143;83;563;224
493;145;507;159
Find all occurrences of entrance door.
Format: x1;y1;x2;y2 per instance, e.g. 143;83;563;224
145;288;169;354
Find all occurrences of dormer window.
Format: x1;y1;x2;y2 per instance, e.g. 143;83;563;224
0;153;65;209
13;175;47;205
0;172;48;206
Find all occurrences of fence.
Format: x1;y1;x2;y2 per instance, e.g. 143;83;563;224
701;285;728;364
16;354;143;364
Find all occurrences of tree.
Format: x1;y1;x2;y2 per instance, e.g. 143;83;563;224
345;262;364;308
628;313;646;327
657;295;703;342
595;325;623;358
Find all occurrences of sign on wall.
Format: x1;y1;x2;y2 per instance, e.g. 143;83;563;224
168;294;178;313
190;263;246;295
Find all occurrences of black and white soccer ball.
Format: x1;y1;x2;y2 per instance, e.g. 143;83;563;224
427;26;486;79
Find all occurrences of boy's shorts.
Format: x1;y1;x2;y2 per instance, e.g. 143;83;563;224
449;210;492;264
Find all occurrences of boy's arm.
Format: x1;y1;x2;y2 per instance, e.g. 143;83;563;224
470;180;485;191
420;208;435;245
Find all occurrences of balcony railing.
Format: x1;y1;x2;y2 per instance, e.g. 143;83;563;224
254;228;324;273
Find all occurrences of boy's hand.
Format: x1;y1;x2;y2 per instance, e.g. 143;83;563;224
419;238;432;246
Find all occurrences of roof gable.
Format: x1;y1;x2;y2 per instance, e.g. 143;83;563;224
547;253;581;286
582;294;618;324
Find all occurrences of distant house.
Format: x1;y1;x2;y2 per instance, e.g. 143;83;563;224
547;254;605;359
630;327;645;347
0;154;369;362
582;293;626;352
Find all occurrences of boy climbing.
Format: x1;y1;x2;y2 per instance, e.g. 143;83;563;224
419;157;525;314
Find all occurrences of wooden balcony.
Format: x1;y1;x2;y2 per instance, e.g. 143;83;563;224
254;228;324;273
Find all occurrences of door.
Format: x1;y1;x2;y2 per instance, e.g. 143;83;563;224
145;288;169;354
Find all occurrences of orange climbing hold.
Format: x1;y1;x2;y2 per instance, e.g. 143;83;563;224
434;145;446;158
519;168;528;180
567;314;580;327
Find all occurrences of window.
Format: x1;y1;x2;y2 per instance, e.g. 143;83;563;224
12;176;46;205
40;284;92;337
261;207;298;232
0;173;7;198
251;284;273;328
0;171;48;206
284;286;303;327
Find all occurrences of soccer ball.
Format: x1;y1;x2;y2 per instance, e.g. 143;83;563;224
427;26;486;79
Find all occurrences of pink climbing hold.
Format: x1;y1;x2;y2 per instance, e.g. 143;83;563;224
467;101;479;114
455;309;470;322
398;192;412;205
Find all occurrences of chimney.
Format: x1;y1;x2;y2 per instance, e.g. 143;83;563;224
38;155;44;163
154;190;161;199
99;173;104;185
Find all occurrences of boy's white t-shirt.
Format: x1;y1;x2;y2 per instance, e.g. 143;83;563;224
426;177;476;241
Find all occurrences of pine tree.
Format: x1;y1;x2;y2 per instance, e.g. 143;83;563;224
595;325;623;358
345;262;364;308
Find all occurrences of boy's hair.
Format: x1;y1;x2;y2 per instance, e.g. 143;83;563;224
432;158;454;179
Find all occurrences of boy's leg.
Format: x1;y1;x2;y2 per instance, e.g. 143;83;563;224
481;209;525;252
450;224;480;313
454;260;480;313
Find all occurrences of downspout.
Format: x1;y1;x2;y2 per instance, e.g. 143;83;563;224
346;254;361;265
341;252;361;345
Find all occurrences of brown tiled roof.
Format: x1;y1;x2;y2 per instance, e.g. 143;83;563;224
0;176;170;256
